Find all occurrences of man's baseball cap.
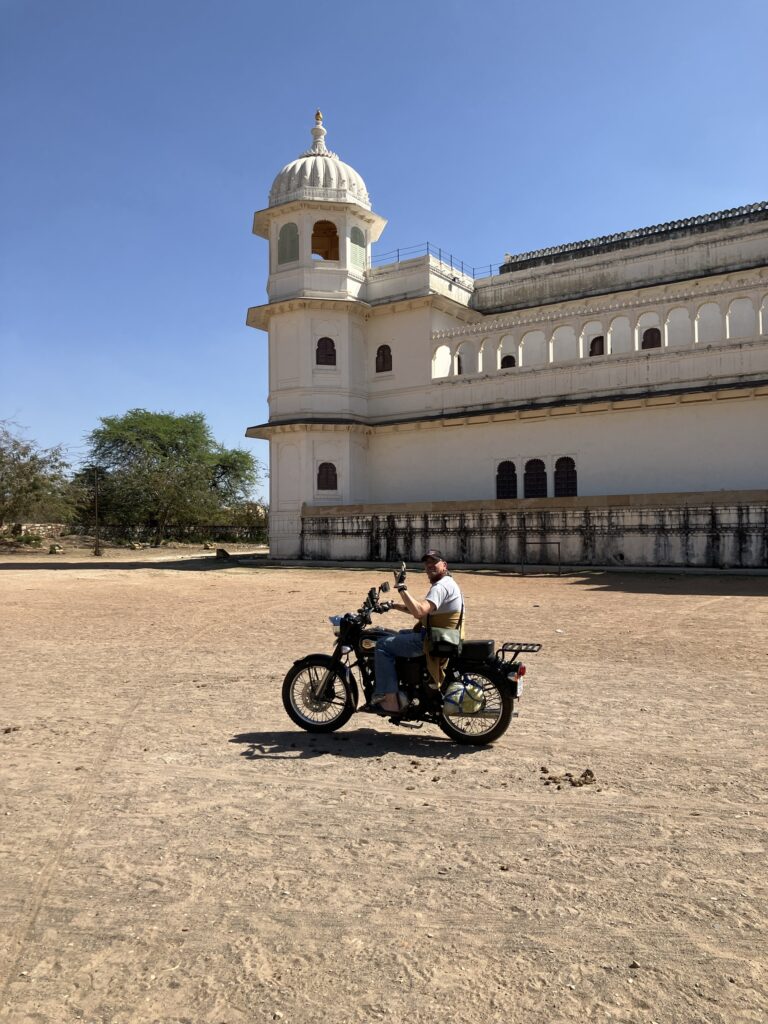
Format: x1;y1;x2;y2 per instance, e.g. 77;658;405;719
421;549;446;563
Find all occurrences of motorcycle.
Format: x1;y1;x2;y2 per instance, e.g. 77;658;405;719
282;565;542;745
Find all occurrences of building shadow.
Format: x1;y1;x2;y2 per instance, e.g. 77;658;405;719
563;569;768;598
230;727;488;761
3;558;764;595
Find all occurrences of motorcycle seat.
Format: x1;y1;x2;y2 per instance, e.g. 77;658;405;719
460;640;495;661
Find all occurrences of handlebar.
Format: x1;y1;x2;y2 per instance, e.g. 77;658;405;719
356;593;395;620
352;570;407;620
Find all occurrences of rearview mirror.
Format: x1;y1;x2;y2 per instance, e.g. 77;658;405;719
380;581;390;593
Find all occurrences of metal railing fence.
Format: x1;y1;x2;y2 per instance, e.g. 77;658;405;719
370;242;498;280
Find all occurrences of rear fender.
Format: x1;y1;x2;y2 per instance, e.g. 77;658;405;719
292;653;360;708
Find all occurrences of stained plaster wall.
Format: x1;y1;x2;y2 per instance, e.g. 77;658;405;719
300;494;768;569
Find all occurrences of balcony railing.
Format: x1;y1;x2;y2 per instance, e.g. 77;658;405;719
371;242;498;279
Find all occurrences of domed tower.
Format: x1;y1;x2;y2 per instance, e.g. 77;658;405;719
246;113;387;557
254;110;386;303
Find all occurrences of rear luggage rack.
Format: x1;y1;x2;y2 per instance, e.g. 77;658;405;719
497;642;542;659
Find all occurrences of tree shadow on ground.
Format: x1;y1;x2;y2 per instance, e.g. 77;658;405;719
230;726;489;761
0;555;248;572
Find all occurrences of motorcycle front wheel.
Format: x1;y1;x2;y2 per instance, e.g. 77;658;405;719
282;657;355;733
438;668;513;745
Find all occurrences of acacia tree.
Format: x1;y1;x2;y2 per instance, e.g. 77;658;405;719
0;422;73;528
79;409;259;545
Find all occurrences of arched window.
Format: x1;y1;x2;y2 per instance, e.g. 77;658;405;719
520;330;547;366
551;325;578;362
316;337;336;366
375;344;392;373
695;302;723;344
350;226;366;268
641;327;662;350
311;220;339;261
455;352;464;375
554;457;577;497
277;222;299;264
432;344;452;378
523;459;547;499
496;461;517;499
500;354;516;369
589;335;605;357
317;462;338;490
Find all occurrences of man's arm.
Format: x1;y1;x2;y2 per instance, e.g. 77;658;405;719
396;586;436;620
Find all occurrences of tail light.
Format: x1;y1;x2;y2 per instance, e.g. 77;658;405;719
518;664;526;677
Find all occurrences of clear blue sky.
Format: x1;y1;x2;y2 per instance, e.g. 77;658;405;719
2;0;766;496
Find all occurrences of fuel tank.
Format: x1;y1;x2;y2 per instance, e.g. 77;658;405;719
359;626;396;655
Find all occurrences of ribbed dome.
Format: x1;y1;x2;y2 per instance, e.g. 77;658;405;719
268;111;371;210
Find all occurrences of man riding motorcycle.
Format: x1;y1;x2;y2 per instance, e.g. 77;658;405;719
369;550;464;713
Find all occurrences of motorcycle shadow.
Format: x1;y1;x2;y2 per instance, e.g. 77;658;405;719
230;727;487;762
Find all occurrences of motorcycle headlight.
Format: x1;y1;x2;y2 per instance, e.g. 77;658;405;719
329;615;343;637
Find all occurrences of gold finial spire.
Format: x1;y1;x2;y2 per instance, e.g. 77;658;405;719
315;109;323;124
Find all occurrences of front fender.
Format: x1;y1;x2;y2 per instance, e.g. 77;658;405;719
291;653;360;708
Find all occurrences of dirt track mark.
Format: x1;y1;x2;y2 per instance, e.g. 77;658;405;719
0;694;144;1018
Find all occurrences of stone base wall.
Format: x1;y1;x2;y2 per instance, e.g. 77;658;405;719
300;492;768;569
3;523;67;539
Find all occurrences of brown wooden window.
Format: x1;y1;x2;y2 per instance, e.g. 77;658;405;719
375;344;392;373
500;354;516;368
317;462;338;490
316;337;336;366
641;327;662;349
496;460;517;499
311;220;339;261
523;459;547;498
554;456;577;497
589;335;605;357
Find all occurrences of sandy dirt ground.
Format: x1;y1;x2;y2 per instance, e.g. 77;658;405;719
0;550;766;1024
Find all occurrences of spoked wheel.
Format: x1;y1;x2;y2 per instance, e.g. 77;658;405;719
438;669;513;745
282;657;355;733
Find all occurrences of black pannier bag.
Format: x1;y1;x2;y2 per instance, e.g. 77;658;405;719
460;640;495;661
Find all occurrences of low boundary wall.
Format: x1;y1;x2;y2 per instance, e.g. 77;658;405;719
300;491;768;569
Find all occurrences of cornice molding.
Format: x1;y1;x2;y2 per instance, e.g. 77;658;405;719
245;420;370;439
246;380;768;439
247;296;372;330
247;289;483;329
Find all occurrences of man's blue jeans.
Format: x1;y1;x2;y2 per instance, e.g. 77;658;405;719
374;628;425;696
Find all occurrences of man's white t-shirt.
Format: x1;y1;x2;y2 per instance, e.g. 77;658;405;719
425;574;463;615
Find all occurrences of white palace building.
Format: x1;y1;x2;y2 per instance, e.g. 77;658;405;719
245;113;768;569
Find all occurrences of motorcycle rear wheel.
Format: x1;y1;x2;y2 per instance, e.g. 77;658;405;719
438;669;513;745
282;657;355;733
